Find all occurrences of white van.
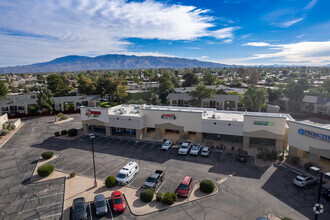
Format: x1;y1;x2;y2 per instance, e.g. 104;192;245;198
116;161;139;185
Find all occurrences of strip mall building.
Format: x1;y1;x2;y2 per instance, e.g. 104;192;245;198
81;105;330;169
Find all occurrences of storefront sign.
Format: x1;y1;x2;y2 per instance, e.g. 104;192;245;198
254;121;274;126
298;128;330;143
161;114;176;120
85;109;101;118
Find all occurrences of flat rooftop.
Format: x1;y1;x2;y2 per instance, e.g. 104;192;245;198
107;105;293;121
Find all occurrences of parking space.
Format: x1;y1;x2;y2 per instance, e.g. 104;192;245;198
71;196;135;220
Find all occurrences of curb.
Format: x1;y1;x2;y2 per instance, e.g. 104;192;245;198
0;122;25;149
127;185;219;216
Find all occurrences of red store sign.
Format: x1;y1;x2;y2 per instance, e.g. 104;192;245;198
161;114;176;120
85;109;101;117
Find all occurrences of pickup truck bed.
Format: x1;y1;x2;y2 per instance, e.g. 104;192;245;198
143;170;165;189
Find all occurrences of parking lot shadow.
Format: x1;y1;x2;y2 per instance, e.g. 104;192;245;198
261;166;330;220
31;135;269;180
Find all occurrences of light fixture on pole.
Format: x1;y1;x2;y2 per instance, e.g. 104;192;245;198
89;133;97;187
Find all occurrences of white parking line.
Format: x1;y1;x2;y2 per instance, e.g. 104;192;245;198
29;192;64;201
107;200;114;220
32;212;62;220
89;203;93;220
155;180;167;193
127;178;136;186
19;202;63;213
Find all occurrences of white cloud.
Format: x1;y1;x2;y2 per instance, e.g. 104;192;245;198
201;56;208;59
278;18;304;28
296;34;305;38
0;0;237;66
304;0;317;10
185;47;201;50
242;42;273;47
237;41;330;66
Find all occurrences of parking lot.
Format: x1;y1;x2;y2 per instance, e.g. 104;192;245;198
1;115;329;220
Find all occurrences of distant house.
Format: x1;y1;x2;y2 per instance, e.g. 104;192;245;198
0;94;101;116
166;93;243;111
279;95;330;116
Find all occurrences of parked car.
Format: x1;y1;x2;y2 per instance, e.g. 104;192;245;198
94;194;108;216
143;170;165;189
293;175;317;187
116;161;139;185
323;189;330;202
161;140;173;151
72;197;87;220
176;176;193;198
237;151;248;162
111;191;126;214
190;143;201;156
201;146;212;157
178;142;192;155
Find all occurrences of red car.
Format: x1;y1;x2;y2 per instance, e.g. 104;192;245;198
111;191;126;214
176;176;193;198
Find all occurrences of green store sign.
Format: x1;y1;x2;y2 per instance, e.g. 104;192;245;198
254;121;275;126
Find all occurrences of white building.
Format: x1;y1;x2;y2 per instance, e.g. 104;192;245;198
81;105;293;154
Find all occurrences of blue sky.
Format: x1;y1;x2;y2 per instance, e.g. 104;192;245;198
0;0;329;67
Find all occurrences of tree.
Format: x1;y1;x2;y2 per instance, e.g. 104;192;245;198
241;85;267;111
189;84;215;107
183;72;199;87
158;72;174;103
323;78;330;93
203;72;218;85
284;82;305;112
37;88;54;112
297;77;309;90
0;81;8;97
116;85;128;103
171;76;180;87
267;88;283;104
249;70;259;84
47;74;70;96
78;76;95;95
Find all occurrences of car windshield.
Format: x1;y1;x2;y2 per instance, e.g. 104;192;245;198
178;184;188;190
117;173;126;179
163;141;170;146
192;146;199;150
95;200;106;208
146;177;156;183
202;148;209;152
74;203;85;212
295;176;304;181
114;198;123;204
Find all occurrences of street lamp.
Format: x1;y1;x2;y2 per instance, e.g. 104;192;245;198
309;166;330;220
89;133;97;187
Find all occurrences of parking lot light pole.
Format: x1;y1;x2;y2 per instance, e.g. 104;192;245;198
89;134;97;187
310;166;330;220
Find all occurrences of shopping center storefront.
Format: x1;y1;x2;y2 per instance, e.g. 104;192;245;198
81;105;295;154
288;121;330;170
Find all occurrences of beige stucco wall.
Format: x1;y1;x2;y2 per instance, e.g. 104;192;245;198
109;115;145;130
243;115;287;136
141;109;202;132
80;107;111;123
202;119;243;136
0;114;8;130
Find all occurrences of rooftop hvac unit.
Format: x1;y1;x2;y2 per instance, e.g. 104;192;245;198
212;114;216;119
232;118;237;121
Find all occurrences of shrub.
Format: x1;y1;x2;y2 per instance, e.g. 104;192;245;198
0;136;2;139
304;162;314;171
54;131;61;137
282;218;292;220
0;129;9;136
61;130;67;135
37;164;54;177
162;192;176;205
291;156;300;165
62;115;69;120
9;123;16;130
270;150;278;160
41;151;54;160
156;192;163;202
140;189;154;203
70;172;76;178
105;176;117;188
200;179;215;194
57;113;64;119
68;128;78;136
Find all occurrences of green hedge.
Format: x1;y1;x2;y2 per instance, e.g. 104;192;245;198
200;179;215;194
61;130;67;135
140;189;154;203
105;176;117;188
70;172;76;178
41;151;54;160
37;164;54;177
54;131;61;137
68;128;78;136
0;129;9;136
162;192;177;205
156;192;163;202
